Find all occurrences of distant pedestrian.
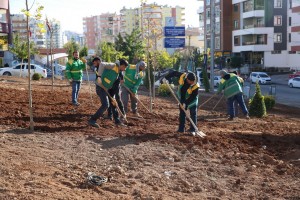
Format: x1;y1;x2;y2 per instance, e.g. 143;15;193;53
65;51;86;106
217;70;249;120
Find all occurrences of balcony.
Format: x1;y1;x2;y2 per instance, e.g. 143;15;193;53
243;24;265;29
242;41;266;46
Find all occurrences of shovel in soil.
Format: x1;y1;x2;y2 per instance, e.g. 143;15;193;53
164;81;206;138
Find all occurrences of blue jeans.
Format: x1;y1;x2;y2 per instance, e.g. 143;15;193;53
90;85;120;123
72;81;81;104
179;106;197;132
227;93;248;118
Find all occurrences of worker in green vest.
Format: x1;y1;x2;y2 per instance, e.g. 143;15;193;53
65;51;86;106
88;58;128;128
121;61;146;117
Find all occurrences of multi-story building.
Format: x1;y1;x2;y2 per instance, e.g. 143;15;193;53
83;13;120;50
11;14;47;48
288;0;300;70
103;4;185;51
62;31;84;47
232;0;289;69
198;0;233;60
199;0;299;70
0;0;12;66
46;19;62;49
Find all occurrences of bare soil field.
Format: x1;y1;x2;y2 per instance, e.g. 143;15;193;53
0;77;299;200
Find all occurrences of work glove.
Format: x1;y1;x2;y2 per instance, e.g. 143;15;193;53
81;57;87;64
111;99;117;107
162;78;168;84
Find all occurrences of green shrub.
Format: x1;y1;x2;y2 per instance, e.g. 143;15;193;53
158;83;172;97
32;73;42;80
249;82;266;117
264;95;275;110
202;69;210;92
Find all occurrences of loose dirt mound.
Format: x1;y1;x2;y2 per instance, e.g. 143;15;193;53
0;77;299;199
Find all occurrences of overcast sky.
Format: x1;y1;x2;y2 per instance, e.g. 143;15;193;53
10;0;203;33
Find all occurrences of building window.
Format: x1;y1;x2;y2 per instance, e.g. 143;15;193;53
206;9;211;18
274;0;282;8
215;6;220;17
206;0;210;5
274;33;282;43
234;36;239;46
289;51;296;54
215;22;220;34
271;50;281;54
234;20;239;29
289;33;291;43
274;16;282;26
289;17;291;26
215;37;220;49
234;4;238;12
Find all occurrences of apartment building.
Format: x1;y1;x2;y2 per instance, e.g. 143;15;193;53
288;0;300;70
0;0;12;66
83;13;120;50
11;14;48;49
46;19;63;49
199;0;233;59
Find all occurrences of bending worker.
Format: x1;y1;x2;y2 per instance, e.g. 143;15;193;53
121;61;146;117
88;57;128;128
163;71;200;134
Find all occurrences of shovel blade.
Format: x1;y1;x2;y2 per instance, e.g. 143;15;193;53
191;131;206;138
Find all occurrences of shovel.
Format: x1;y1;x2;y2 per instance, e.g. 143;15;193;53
164;81;206;138
211;93;224;114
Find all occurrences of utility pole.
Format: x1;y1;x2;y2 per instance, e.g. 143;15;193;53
210;0;215;91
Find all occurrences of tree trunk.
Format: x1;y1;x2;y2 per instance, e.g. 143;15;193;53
26;0;34;131
19;59;24;77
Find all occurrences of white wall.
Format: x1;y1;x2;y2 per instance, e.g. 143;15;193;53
264;51;289;68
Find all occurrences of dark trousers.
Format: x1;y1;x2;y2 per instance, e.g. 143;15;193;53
178;106;197;132
227;93;248;118
71;81;81;104
108;86;125;117
90;85;120;123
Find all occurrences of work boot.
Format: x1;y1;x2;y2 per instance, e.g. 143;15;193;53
132;112;141;118
244;114;250;120
103;115;113;120
227;116;234;121
88;119;100;128
120;114;127;122
115;121;126;127
72;102;80;106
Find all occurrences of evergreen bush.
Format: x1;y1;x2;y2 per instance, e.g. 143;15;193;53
264;95;275;110
249;82;266;117
158;83;172;97
202;69;210;92
32;73;42;81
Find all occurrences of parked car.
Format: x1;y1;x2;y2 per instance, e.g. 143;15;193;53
288;77;300;88
250;72;271;84
0;63;47;78
214;76;222;87
288;71;300;79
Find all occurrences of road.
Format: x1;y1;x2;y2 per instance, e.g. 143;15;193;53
245;74;300;108
83;72;300;108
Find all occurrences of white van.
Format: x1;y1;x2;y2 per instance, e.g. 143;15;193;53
250;72;271;84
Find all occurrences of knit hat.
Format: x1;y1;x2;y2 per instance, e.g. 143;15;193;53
219;70;228;77
186;72;196;81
